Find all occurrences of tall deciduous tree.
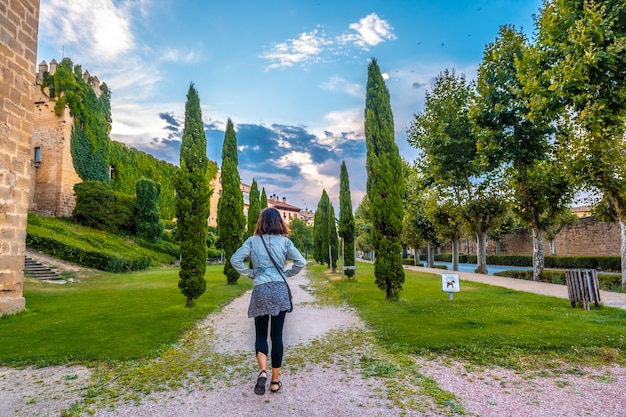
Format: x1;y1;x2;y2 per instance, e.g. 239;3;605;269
217;118;245;284
407;69;482;271
289;217;313;259
176;84;210;306
531;0;626;288
339;161;356;277
473;25;574;280
247;178;260;238
365;58;405;299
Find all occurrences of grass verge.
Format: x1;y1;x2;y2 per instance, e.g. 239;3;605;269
0;266;252;366
308;262;626;369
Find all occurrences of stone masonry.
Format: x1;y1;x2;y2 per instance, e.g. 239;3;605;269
0;0;40;316
30;59;82;216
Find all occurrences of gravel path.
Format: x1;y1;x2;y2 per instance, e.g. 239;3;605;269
2;268;625;416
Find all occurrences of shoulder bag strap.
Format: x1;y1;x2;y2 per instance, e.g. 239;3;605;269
259;235;293;310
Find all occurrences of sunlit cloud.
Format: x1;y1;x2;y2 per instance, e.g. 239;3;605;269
39;0;135;62
261;13;396;70
338;13;397;49
261;28;331;70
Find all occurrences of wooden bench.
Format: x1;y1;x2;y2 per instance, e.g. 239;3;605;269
565;269;601;310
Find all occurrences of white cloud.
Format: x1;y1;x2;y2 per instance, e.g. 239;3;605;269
338;13;397;49
40;0;135;62
311;108;364;147
261;13;396;70
160;47;201;64
261;28;331;70
320;76;363;97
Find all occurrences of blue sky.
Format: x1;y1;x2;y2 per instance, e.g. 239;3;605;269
37;0;543;212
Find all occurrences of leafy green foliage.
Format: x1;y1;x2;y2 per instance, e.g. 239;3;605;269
109;141;187;219
175;84;211;305
339;161;356;277
289;217;313;259
260;187;268;209
136;178;164;242
72;180;136;234
473;25;574;280
217;118;245;284
531;0;626;287
42;58;112;182
365;59;405;299
354;194;374;255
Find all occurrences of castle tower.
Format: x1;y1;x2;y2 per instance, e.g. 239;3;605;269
30;71;82;216
0;0;40;316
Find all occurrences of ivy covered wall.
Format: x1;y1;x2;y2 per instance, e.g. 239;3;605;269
39;57;207;219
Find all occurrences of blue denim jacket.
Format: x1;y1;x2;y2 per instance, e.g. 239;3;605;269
230;235;306;286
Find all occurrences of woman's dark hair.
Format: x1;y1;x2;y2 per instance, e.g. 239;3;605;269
255;207;289;235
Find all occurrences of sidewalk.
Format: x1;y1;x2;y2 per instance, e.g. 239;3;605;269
403;265;626;310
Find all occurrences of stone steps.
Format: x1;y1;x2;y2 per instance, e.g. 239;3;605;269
24;256;61;280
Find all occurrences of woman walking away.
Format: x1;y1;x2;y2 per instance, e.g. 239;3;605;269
230;207;306;395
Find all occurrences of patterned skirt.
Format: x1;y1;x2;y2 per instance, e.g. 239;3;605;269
248;281;292;318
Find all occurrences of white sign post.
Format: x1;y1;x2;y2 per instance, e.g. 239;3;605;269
441;273;460;300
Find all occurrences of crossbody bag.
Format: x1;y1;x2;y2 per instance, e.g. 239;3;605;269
259;235;293;312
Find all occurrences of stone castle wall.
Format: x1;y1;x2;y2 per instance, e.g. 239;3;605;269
0;0;40;316
30;75;81;216
449;216;621;257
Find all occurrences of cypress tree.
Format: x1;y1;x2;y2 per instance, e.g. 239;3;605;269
313;189;338;270
339;161;356;278
328;201;339;272
260;187;268;209
247;178;260;238
175;83;210;306
217;118;245;284
365;58;405;300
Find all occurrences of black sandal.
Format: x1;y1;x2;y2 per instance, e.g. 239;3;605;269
270;380;282;393
254;370;267;395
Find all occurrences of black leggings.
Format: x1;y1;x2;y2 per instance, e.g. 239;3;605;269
254;311;287;368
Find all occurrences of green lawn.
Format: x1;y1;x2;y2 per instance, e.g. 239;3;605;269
0;266;252;366
312;262;626;365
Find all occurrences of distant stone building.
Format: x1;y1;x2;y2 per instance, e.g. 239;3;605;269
0;0;40;316
267;194;302;224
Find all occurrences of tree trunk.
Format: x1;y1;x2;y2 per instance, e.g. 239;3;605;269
495;240;501;255
414;246;419;266
619;219;626;291
186;296;194;307
476;233;488;274
549;239;557;256
532;226;545;281
452;238;460;271
427;244;434;268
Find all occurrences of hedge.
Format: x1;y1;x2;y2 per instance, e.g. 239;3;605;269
494;269;623;292
429;253;621;271
26;234;150;273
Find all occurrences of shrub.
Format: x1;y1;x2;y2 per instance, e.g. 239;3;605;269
73;181;136;234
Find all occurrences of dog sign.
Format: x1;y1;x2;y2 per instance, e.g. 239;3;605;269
441;273;460;295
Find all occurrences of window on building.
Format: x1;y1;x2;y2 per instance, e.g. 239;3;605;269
34;147;41;163
110;166;116;180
